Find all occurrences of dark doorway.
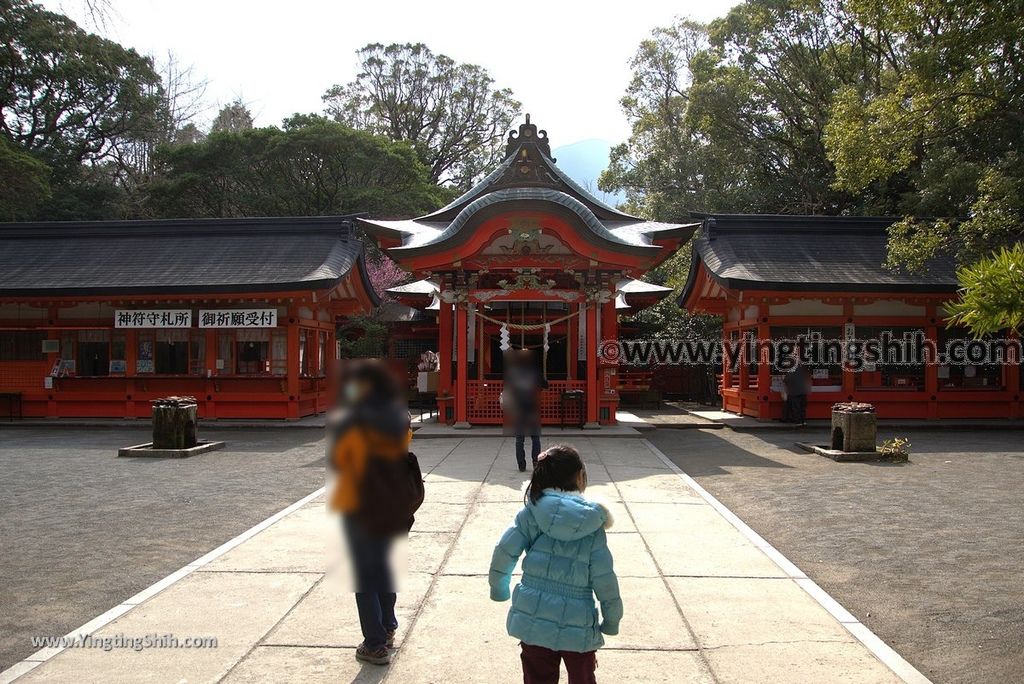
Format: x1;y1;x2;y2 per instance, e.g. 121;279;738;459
78;342;109;377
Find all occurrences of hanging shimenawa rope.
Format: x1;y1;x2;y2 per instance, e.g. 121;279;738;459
475;308;581;331
477;307;583;379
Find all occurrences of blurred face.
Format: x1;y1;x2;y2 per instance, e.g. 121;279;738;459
343;379;369;405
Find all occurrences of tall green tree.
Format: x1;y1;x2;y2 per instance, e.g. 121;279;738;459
824;0;1024;270
601;4;886;221
0;136;50;219
210;99;254;134
141;118;445;218
0;0;160;172
323;43;520;189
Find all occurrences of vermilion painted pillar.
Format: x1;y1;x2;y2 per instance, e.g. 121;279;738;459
125;329;138;418
204;329;217;419
721;326;730;403
46;317;59;418
925;304;939;419
454;301;469;428
757;309;771;420
438;298;453;396
286;318;300;421
585;301;599;427
1007;330;1021;418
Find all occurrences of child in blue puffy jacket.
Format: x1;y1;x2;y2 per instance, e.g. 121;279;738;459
490;444;622;684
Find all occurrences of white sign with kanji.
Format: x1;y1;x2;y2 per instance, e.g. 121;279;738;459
199;309;278;328
115;310;192;328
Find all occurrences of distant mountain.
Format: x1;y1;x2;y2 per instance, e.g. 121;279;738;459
551;139;627;208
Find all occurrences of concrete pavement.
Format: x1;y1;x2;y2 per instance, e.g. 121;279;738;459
4;437;924;683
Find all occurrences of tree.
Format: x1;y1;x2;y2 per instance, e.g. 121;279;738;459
141;118;445;218
210;99;254;134
109;51;209;184
0;136;50;219
601;5;879;221
366;255;410;303
323;43;520;189
945;245;1024;335
0;0;160;173
823;0;1024;270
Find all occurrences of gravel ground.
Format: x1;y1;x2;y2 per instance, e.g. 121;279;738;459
648;427;1024;684
0;427;327;671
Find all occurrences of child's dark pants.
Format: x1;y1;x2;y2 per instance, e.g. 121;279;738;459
520;642;597;684
342;516;398;650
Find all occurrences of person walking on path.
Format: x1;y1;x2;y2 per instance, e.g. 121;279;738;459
783;363;813;425
503;349;549;471
489;444;622;684
328;360;423;666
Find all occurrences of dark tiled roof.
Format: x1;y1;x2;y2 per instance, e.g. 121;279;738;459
0;215;376;298
680;214;958;301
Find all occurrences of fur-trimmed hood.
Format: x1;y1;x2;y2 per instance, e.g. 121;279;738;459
528;489;613;541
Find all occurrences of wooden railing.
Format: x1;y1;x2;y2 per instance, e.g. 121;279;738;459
466;380;586;424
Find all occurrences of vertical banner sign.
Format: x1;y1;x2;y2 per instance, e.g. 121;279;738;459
577;303;586;357
467;304;476;363
116;310;192;328
595;304;602;359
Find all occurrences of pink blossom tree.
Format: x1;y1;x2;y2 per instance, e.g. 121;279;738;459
366;255;410;303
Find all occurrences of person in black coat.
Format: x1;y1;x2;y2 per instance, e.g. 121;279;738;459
783;363;812;425
503;349;548;471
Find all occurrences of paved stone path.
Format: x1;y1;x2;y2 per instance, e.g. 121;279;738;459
6;437;916;683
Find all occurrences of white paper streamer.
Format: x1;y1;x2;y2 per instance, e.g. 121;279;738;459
499;323;511;352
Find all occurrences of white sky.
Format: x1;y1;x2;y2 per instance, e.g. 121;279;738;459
44;0;738;146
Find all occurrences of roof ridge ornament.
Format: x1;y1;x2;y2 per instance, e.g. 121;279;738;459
506;113;554;160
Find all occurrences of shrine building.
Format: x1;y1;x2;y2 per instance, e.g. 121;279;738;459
679;214;1023;420
362;116;696;427
0;216;377;420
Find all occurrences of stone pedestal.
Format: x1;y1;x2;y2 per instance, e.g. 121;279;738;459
151;396;198;449
830;403;876;452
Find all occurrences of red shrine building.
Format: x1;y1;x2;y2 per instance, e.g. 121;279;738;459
363;116;695;427
679;214;1023;420
0;216;377;420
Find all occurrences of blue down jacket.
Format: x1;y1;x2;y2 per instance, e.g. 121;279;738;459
489;489;622;653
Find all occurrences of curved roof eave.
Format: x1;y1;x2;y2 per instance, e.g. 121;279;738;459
353;250;382;308
677;243;705;308
389;188;660;256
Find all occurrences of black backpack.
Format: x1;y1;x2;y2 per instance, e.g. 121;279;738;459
355;450;425;537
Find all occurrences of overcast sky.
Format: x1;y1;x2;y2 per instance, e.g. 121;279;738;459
44;0;738;146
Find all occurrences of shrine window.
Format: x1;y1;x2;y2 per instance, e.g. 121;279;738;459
853;326;926;391
770;325;843;390
0;331;46;361
937;326;1005;390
